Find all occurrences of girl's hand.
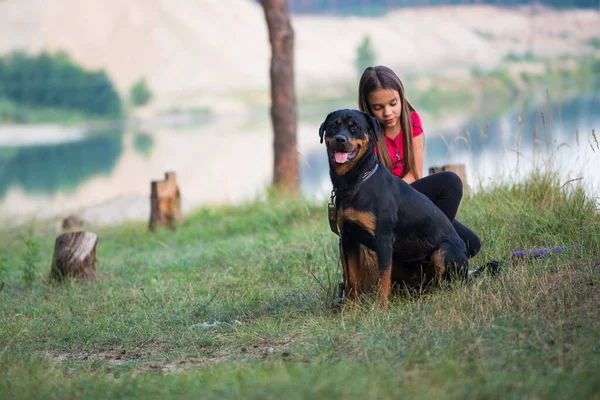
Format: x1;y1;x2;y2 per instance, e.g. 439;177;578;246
402;174;417;184
403;132;424;184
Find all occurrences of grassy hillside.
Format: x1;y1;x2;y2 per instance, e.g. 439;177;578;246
0;170;599;399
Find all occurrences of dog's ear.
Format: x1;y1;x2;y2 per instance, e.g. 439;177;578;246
319;121;326;144
361;111;381;141
319;112;335;144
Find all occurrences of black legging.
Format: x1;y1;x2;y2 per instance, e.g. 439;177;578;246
410;171;481;258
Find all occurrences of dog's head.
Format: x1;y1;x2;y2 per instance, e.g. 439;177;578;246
319;109;381;173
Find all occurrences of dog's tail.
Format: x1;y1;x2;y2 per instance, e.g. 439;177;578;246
511;245;574;259
467;245;576;279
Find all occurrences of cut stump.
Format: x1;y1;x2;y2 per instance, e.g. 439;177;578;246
49;231;98;282
149;171;182;232
428;164;468;187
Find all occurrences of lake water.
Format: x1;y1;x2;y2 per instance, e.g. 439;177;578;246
1;90;599;226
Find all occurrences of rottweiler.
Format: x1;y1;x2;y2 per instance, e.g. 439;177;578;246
319;109;469;307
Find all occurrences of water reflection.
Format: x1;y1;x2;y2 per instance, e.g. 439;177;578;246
422;95;600;191
132;132;154;159
0;120;277;224
0;93;598;225
301;94;600;200
0;129;124;198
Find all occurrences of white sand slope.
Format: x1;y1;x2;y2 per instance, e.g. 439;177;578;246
0;0;598;106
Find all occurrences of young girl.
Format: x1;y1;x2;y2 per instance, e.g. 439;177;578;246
358;65;480;258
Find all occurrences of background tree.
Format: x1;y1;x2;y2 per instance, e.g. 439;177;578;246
355;35;376;78
130;77;153;107
0;51;122;117
260;0;299;195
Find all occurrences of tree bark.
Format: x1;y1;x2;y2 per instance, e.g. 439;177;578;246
261;0;299;195
429;164;468;188
49;231;98;282
149;171;182;232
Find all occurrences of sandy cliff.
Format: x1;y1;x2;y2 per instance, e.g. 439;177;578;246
0;0;598;107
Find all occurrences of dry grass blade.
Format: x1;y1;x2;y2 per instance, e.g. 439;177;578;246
560;177;584;189
298;151;310;167
532;111;538;147
508;148;525;157
454;135;470;145
436;132;453;157
479;122;488;141
541;111;546;137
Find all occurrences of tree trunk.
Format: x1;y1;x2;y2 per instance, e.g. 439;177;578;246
49;231;98;282
261;0;299;195
428;164;468;188
149;171;182;232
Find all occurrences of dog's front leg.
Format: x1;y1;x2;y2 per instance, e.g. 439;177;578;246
341;236;361;301
374;235;394;307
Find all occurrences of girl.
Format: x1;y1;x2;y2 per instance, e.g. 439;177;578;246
358;65;480;258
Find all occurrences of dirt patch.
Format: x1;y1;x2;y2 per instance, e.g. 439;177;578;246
41;336;299;374
133;337;300;374
44;349;147;365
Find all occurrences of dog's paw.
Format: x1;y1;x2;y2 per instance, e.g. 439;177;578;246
468;260;502;279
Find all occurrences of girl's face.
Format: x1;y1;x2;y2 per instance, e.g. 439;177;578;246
367;88;402;134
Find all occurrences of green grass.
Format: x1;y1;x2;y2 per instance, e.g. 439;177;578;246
1;172;599;399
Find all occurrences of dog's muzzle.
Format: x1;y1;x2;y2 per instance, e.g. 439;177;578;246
328;134;359;164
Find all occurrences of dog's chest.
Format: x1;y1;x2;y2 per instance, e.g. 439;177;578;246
337;205;378;246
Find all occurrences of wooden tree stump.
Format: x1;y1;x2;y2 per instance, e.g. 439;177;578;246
49;232;98;282
149;171;182;232
428;164;468;187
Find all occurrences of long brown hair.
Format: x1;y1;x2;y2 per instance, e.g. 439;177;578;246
358;65;420;180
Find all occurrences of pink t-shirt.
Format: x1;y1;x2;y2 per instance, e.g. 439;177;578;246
376;111;423;178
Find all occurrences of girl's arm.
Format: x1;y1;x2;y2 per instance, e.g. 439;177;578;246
401;133;424;184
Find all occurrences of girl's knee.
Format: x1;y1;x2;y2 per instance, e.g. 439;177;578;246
467;235;481;258
437;171;463;198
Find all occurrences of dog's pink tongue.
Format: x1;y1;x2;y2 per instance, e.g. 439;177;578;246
335;152;349;163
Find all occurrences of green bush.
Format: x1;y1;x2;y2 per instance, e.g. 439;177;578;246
130;77;153;107
0;51;122;118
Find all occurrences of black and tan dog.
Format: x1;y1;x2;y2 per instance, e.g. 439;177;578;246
320;109;469;307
